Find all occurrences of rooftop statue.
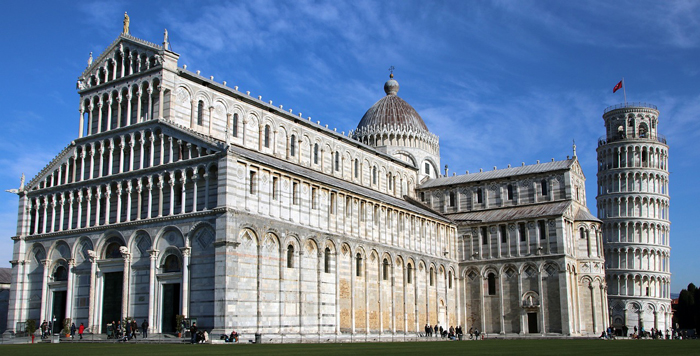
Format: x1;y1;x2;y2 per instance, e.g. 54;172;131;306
123;12;130;34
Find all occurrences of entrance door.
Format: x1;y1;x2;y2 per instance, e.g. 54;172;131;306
102;272;123;332
161;283;180;333
51;291;67;334
527;312;538;333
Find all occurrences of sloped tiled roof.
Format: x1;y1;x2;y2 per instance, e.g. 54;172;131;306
419;159;575;189
446;201;571;223
0;268;11;284
575;207;602;222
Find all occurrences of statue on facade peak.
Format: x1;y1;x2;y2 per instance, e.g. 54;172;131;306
87;52;93;67
123;12;130;34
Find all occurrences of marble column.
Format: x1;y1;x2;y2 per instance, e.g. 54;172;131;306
104;187;111;225
148;250;158;335
39;259;50;323
191;174;198;212
65;259;76;321
181;247;191;317
158;86;164;119
128;133;135;171
120;248;131;321
180;176;187;214
147;177;153;219
88;145;95;180
125;181;133;222
87;250;97;332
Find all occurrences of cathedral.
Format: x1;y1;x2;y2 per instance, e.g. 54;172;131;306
6;23;613;339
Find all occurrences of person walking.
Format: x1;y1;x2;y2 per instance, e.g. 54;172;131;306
78;323;85;340
142;319;149;338
190;322;198;344
70;323;76;339
131;319;138;340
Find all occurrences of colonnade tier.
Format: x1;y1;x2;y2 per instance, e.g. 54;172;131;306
599;221;670;245
596;196;670;221
596;143;668;172
351;125;440;156
605;273;671;299
31;128;215;191
25;165;219;235
596;171;668;196
603;247;670;273
80;76;164;137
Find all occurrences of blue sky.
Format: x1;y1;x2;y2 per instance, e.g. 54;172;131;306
1;1;698;293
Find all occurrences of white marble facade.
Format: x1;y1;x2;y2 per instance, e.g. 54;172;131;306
6;29;609;338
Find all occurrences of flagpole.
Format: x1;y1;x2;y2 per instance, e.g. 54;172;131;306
622;77;627;105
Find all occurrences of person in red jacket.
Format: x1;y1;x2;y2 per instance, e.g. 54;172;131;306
78;323;85;340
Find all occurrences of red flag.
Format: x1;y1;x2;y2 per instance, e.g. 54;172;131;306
613;81;623;93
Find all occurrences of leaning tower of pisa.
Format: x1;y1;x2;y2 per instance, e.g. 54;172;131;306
596;103;671;335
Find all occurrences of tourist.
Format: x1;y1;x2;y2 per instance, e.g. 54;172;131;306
78;322;85;340
70;322;76;339
190;322;198;344
142;320;149;338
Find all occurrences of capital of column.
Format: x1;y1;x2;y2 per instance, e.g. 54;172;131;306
41;259;51;268
87;249;97;263
180;247;191;257
119;246;131;260
148;249;159;260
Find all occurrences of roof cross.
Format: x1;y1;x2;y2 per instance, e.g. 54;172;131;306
388;66;395;78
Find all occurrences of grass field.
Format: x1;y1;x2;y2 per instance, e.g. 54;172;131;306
2;339;698;356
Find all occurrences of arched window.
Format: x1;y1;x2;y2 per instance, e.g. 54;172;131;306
355;253;362;277
429;267;435;286
354;159;359;178
382;258;389;281
163;254;181;273
477;188;483;204
372;166;377;185
197;100;204;126
424;162;430;175
324;247;331;273
290;135;296;157
488;273;496;295
449;192;455;207
541;179;548;196
580;228;586;239
232;113;239;137
287;245;294;268
448;271;453;289
334;151;340;171
263;125;270;148
105;242;123;259
313;143;319;164
53;265;68;281
407;264;413;284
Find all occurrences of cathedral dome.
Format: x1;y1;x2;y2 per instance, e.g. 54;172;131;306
355;74;429;134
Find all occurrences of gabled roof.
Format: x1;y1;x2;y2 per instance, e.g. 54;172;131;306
419;158;575;189
80;33;165;79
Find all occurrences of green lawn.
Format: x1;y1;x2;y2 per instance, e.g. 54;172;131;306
2;339;697;356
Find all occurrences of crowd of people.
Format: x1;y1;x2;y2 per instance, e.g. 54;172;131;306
599;325;696;340
105;319;148;341
423;324;473;340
